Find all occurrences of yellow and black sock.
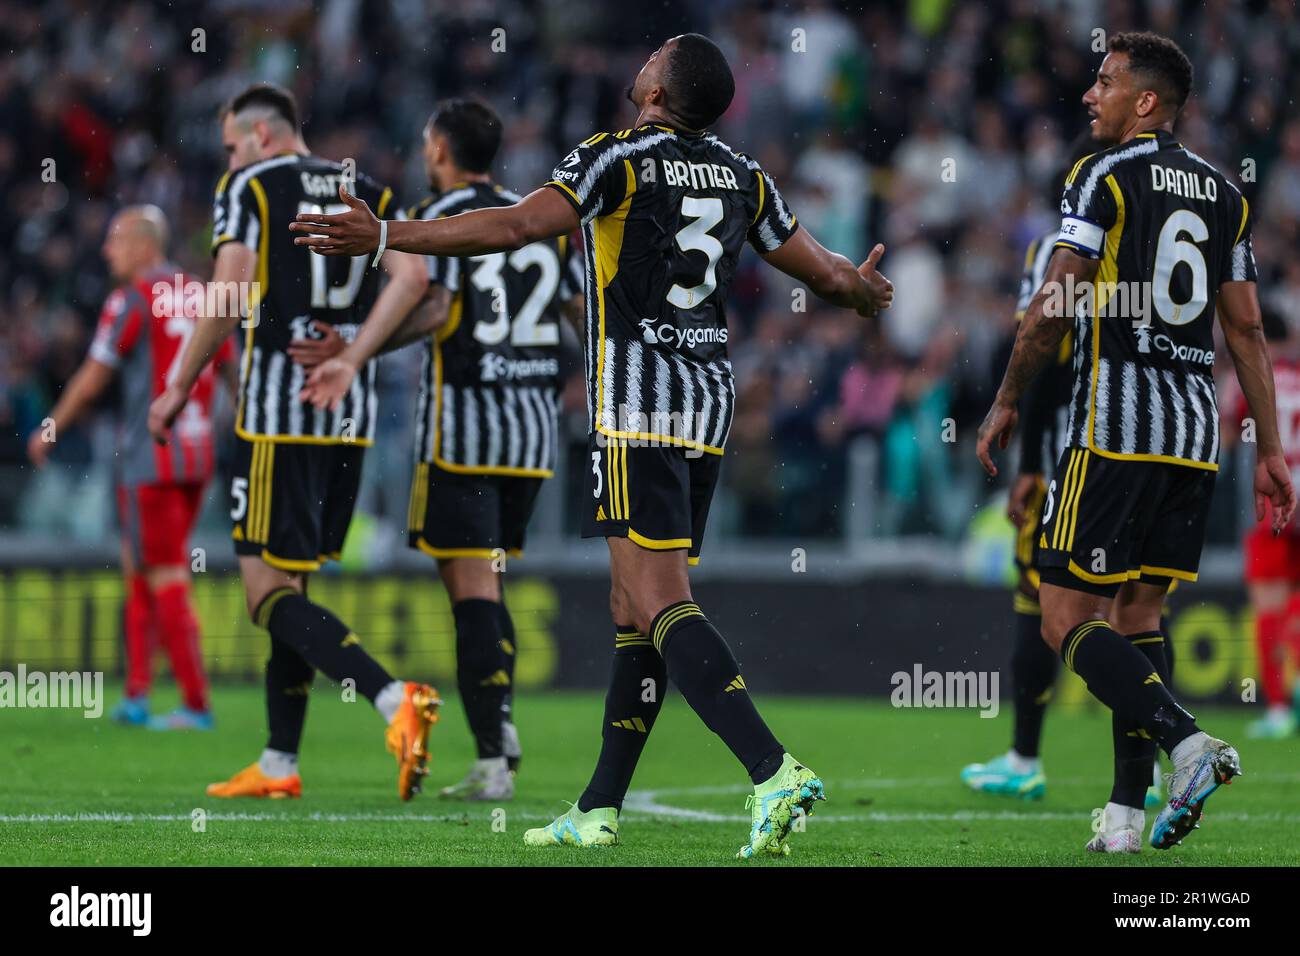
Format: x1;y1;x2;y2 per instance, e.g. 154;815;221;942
1010;607;1058;759
578;625;666;812
652;600;784;785
497;599;516;726
1162;615;1175;675
264;634;314;755
1060;619;1199;755
1109;630;1170;809
453;598;511;759
255;587;393;704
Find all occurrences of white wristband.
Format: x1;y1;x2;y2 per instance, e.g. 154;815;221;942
371;219;388;268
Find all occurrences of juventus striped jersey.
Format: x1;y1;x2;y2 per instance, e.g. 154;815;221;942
1053;130;1256;470
1016;230;1073;476
401;183;582;475
212;153;394;444
545;124;799;455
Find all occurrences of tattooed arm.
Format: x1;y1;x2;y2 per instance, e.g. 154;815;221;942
976;248;1097;477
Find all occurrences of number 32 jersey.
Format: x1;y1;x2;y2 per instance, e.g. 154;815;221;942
403;182;582;476
546;125;798;455
1053;129;1256;470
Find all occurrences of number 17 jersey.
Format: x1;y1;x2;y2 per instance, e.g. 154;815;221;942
546;125;798;455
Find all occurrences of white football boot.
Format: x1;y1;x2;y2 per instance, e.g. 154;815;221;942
502;720;522;774
439;756;515;801
1150;733;1242;849
1085;801;1144;854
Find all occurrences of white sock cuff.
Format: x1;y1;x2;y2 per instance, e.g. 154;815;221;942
375;680;406;723
259;748;298;778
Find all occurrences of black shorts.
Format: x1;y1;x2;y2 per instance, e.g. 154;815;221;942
230;437;364;573
406;462;544;559
1037;446;1215;598
580;433;722;564
1012;476;1047;609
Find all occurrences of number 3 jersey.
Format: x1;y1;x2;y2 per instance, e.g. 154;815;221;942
89;263;236;486
1053;129;1256;469
402;182;582;476
545;125;798;455
212;153;394;444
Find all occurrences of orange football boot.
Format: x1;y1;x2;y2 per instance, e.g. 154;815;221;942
385;682;442;800
206;762;302;799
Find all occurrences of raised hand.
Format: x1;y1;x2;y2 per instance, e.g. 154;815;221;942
856;243;894;318
289;183;381;256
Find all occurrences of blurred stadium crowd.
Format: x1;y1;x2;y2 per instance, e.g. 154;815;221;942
2;0;1298;548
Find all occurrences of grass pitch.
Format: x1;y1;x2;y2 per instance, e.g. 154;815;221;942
2;684;1297;866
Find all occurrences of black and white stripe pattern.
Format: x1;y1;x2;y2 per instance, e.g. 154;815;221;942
1073;138;1159;214
1066;344;1219;464
707;135;796;252
588;329;734;450
406;185;565;474
241;342;377;442
212;154;299;250
567;131;675;223
411;362;560;472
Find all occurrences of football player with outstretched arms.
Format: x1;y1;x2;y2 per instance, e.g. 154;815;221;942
290;34;892;858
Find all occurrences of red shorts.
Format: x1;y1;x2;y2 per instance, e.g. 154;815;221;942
1244;521;1300;583
118;482;205;567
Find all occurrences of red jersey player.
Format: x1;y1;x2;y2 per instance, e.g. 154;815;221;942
27;205;236;729
1227;307;1300;738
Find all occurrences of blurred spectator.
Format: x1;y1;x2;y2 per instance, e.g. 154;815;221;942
2;0;1297;547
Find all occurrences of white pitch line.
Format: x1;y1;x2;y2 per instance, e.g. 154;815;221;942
5;774;1300;826
3;808;1298;825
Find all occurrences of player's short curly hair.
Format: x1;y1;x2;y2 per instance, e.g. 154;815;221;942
428;99;502;173
1108;31;1193;114
663;33;735;131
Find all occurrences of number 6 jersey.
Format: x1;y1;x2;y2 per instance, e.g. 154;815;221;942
545;125;798;456
1053;129;1256;470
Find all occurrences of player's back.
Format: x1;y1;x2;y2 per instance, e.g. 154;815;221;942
212;153;394;443
404;182;580;475
90;262;232;486
546;125;797;453
1054;130;1255;468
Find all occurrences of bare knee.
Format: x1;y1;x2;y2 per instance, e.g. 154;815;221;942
438;558;500;604
609;583;630;628
1037;581;1112;653
607;539;691;636
240;557;302;623
1038;611;1071;653
611;578;654;633
1109;580;1167;635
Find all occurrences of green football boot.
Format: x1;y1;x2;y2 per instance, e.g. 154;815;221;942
737;754;826;860
960;752;1046;800
523;803;618;848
